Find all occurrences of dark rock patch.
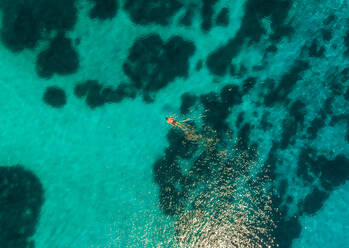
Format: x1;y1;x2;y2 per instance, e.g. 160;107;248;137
216;7;229;26
264;60;309;106
237;123;251;151
180;93;197;115
36;33;79;78
74;80;105;108
167;128;199;159
201;0;219;31
329;114;349;126
321;29;332;41
270;25;294;43
236;112;244;128
1;4;42;52
323;14;335;25
289;100;306;125
302;188;329;215
0;165;44;248
75;37;81;46
230;64;237;76
266;44;278;53
220;84;242;107
273;213;302;248
253;64;264;71
206;43;238;76
206;0;293;76
308;39;325;57
0;0;77;52
307;116;325;140
123;34;195;101
237;65;247;77
43;86;66;108
280;118;297;149
123;0;182;25
329;78;342;96
179;8;194;26
278;179;288;196
344;30;349;56
276;100;306;146
260;112;273;130
88;0;118;20
344;87;349;101
298;149;349;191
286;196;293;203
342;68;349;80
244;0;292;43
320;96;334;116
242;77;257;93
318;155;349;190
74;80;136;108
201;92;230;134
196;60;203;71
153;157;182;186
297;148;317;183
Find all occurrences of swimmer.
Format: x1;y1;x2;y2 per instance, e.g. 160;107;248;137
165;117;188;131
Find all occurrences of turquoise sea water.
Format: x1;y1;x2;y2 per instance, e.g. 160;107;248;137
0;0;349;247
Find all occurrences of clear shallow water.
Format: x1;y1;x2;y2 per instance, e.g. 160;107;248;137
0;0;348;247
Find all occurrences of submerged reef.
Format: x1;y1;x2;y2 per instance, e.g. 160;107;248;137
123;34;195;102
215;7;229;27
88;0;118;20
36;33;79;78
201;0;219;31
0;0;77;52
74;80;136;108
298;149;349;191
43;86;67;108
0;166;44;248
123;0;182;25
206;0;293;76
264;60;310;106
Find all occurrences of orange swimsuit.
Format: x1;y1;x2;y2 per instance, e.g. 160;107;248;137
165;117;187;131
166;117;177;125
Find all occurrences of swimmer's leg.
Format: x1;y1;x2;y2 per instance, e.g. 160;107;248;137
179;118;192;123
176;122;189;131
